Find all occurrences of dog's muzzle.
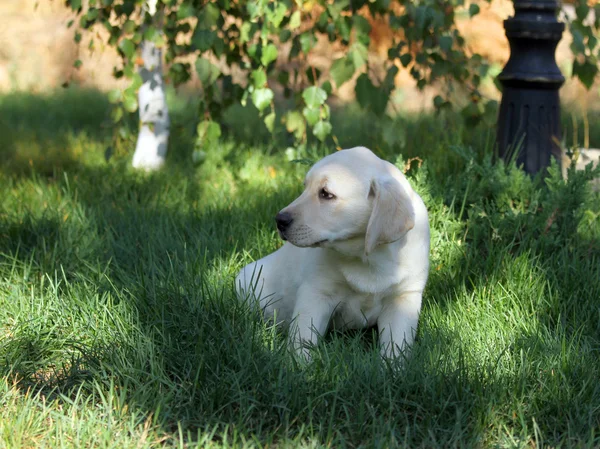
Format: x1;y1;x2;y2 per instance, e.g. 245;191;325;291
275;212;293;240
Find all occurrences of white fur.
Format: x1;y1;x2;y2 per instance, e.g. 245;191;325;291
235;147;430;360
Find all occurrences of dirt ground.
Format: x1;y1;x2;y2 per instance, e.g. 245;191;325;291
1;0;598;113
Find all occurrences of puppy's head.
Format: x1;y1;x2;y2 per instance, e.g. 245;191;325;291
276;147;415;255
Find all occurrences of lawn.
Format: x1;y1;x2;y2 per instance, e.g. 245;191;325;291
1;88;599;448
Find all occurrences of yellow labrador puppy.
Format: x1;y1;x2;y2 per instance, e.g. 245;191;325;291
236;146;430;359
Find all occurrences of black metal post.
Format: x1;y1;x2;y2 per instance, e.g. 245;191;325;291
496;0;565;174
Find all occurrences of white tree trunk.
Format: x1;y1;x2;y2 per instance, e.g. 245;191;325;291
131;39;170;171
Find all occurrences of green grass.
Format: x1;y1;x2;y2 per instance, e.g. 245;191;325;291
1;87;599;448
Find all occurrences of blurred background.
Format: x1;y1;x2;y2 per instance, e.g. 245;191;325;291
1;0;598;113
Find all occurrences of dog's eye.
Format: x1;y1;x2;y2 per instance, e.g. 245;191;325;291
319;188;335;200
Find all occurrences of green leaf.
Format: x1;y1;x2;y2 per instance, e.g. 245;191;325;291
317;11;328;31
302;86;327;108
246;1;261;20
192;29;217;52
384;66;399;86
333;17;351;42
192;150;207;165
69;0;82;10
573;57;599;90
73;59;82;69
177;2;195;19
285;110;306;139
575;2;590;20
251;88;274;112
300;33;317;53
122;92;138;112
414;6;428;34
118;126;130;139
196;58;221;85
119;1;135;14
143;27;160;43
123;20;136;34
240;22;253;43
264;112;276;133
355;74;376;110
433;95;445;109
199;3;220;28
302;107;320;126
132;31;142;45
85;8;99;21
248;43;259;60
289;10;301;29
350;43;368;69
279;29;292;42
196;120;222;148
110;106;123;123
168;63;191;85
570;29;586;55
267;3;287;28
330;57;355;88
353;16;371;36
130;73;143;90
251;69;267;88
399;53;412;67
119;39;136;59
439;36;453;52
322;81;332;95
261;44;278;66
108;89;122;104
123;62;135;79
313;120;332;142
212;37;225;57
327;0;349;19
355;73;394;116
153;33;166;47
469;3;480;17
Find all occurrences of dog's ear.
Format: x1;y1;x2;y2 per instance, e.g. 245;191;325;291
365;175;415;255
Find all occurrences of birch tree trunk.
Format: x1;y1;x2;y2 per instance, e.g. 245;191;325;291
131;24;170;170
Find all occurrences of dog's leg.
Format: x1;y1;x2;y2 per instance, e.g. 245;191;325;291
288;285;335;360
377;291;422;359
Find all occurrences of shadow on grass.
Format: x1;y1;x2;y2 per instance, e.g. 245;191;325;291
1;88;600;446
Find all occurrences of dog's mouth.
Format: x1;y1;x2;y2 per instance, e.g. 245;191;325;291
289;239;327;248
278;230;328;248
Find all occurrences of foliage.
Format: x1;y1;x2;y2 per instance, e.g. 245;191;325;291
64;0;504;152
568;2;600;89
65;0;600;158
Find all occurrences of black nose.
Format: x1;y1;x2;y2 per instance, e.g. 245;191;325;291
275;211;293;232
